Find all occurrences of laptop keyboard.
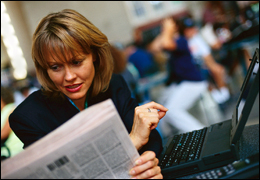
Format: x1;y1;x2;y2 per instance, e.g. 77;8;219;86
159;127;207;168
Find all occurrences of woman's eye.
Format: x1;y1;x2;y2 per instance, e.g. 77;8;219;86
50;65;59;71
72;60;82;65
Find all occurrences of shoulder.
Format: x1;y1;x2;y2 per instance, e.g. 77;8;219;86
101;74;132;102
9;89;48;129
175;36;189;47
109;73;139;106
110;73;126;84
9;90;49;147
109;74;134;98
12;90;47;113
9;89;71;127
109;73;131;87
194;34;209;46
177;35;188;43
175;36;190;52
9;89;76;148
194;34;211;54
89;74;138;129
89;74;132;104
10;89;75;120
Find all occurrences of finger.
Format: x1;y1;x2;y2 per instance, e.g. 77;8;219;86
150;173;163;179
130;158;158;177
140;101;168;112
132;165;161;179
142;114;159;127
135;158;158;172
145;107;167;120
135;108;162;129
147;117;160;130
143;107;167;120
158;110;167;119
135;151;156;165
150;123;158;130
136;107;158;114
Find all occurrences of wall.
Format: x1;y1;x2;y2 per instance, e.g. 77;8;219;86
1;1;206;77
21;1;133;45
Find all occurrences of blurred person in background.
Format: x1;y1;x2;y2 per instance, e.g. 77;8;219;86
13;78;39;106
152;17;208;139
9;9;168;179
221;1;258;73
200;1;257;79
125;29;159;79
124;29;161;103
1;86;23;161
201;1;232;50
181;16;231;106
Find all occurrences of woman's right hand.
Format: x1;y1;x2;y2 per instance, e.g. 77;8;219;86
129;101;168;150
129;151;163;179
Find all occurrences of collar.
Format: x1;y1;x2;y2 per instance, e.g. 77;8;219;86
66;93;88;111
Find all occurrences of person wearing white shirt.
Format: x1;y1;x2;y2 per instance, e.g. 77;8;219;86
185;18;230;104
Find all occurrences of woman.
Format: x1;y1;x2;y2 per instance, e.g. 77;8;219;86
9;9;167;179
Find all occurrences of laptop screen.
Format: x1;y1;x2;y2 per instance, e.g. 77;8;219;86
231;48;259;144
237;59;259;120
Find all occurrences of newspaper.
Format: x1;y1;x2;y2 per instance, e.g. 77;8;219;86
1;99;140;179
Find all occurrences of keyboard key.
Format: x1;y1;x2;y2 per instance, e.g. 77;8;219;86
187;157;194;162
172;158;179;166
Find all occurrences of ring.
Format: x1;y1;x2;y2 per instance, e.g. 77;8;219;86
148;108;151;113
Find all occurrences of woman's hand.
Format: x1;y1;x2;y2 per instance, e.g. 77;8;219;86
129;151;163;179
130;101;168;150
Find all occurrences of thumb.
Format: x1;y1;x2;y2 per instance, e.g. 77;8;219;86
158;110;167;119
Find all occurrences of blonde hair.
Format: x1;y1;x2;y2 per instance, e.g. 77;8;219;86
32;9;114;98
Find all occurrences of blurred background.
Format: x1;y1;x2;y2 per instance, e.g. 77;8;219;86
1;1;259;129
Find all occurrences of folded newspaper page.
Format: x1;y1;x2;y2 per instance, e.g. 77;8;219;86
1;99;140;179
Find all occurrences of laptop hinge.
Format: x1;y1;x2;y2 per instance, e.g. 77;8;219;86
231;143;240;160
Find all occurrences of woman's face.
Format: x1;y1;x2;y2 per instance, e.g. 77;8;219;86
46;51;95;102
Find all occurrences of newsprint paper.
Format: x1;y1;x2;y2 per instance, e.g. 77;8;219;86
1;99;140;179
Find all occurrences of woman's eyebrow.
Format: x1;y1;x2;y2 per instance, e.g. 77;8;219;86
71;54;86;60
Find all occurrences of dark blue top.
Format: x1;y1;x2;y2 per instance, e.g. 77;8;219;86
9;74;163;157
128;48;158;78
166;36;204;85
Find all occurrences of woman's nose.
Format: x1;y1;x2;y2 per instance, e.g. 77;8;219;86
64;66;76;81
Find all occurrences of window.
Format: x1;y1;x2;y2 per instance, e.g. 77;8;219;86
149;1;163;10
133;1;146;17
124;1;186;27
1;2;27;80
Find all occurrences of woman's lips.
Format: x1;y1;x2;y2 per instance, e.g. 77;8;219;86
65;84;83;92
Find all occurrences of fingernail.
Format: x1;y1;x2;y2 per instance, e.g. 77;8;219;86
135;159;141;165
129;169;135;175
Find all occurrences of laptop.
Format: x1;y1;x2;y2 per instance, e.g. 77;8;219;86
159;48;259;179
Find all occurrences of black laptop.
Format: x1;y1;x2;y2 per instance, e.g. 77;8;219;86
159;48;259;179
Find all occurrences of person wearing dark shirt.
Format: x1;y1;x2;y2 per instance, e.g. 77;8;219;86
128;47;158;78
9;9;168;179
153;17;208;139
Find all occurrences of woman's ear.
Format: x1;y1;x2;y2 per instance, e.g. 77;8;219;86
92;52;96;62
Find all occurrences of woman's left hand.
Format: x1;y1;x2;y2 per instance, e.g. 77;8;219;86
130;101;168;150
129;151;163;179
